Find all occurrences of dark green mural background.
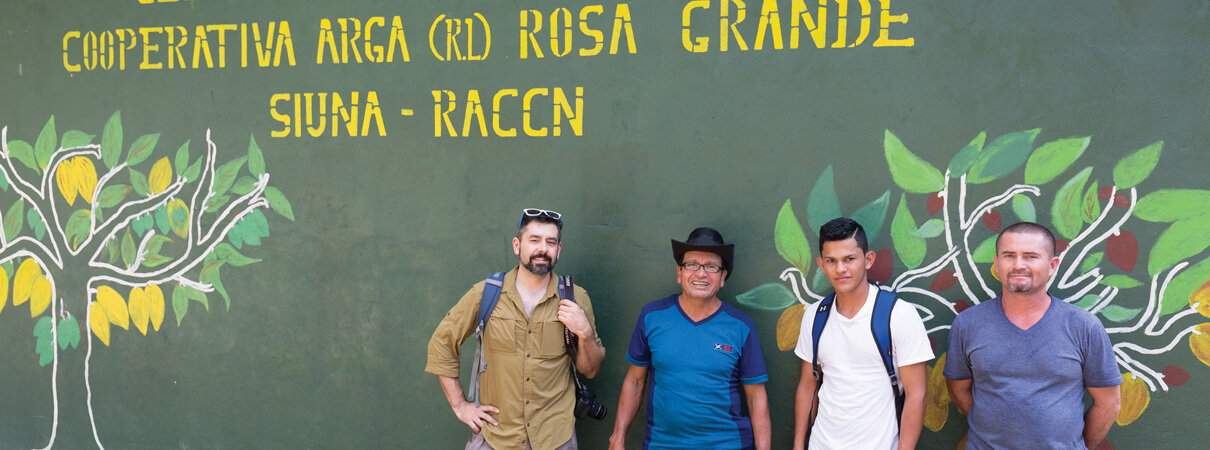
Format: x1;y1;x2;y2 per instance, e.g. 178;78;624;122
1;0;1208;448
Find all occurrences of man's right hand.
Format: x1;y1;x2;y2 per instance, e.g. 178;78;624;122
607;434;626;450
454;401;500;433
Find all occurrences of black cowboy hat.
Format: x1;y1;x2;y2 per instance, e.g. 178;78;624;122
671;227;735;279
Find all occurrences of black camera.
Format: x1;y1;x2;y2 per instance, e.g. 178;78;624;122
573;386;608;420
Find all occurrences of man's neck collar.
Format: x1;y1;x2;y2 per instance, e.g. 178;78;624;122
1000;290;1053;310
678;293;722;318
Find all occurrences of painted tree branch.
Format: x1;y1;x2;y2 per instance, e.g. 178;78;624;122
1055;188;1136;294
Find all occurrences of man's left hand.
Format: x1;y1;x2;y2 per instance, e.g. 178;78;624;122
557;299;593;339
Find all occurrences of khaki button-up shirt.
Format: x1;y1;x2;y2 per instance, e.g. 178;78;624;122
426;267;604;450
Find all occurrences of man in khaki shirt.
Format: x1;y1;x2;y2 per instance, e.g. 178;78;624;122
427;208;606;450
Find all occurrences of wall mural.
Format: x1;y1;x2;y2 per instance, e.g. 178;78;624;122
0;112;294;449
736;129;1210;440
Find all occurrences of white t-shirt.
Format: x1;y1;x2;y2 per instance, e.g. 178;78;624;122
794;287;935;450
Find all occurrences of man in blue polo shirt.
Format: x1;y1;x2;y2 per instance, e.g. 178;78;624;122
608;227;771;450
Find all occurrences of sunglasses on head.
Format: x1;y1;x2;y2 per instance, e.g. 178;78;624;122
519;208;563;229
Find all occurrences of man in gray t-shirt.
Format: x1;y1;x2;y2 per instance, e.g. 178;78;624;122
944;223;1122;449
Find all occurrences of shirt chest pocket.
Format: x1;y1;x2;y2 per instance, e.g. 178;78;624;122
485;318;524;354
538;321;568;358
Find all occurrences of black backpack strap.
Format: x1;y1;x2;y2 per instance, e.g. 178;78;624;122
469;272;505;407
870;287;904;426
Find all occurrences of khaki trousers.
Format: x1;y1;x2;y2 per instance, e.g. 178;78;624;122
465;429;578;450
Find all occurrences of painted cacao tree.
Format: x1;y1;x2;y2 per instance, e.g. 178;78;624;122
737;129;1210;438
0;112;294;449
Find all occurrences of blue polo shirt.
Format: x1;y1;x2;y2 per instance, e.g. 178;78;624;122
626;295;769;450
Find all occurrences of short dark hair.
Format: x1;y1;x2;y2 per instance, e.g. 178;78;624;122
819;217;868;254
997;222;1056;256
517;215;562;242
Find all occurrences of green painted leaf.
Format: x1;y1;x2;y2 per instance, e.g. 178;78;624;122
1082;181;1102;224
234;210;269;246
129;168;149;196
154;204;171;235
172;285;188;326
61;130;95;149
1081;251;1104;275
1099;305;1143;323
1160;256;1210;317
807;166;842;236
1072;294;1100;309
947;132;986;178
126;133;160;166
1050;167;1093;240
248;134;266;176
185;286;209;311
34;116;56;170
1024;136;1089;185
4;200;25;240
884;130;944;193
7;140;38;172
1147;219;1210;276
232;176;258;195
851;190;890;242
132;213;153;237
967;129;1041;184
200;260;230;310
736;282;798;310
1133;189;1210;223
972;235;997;264
65;209;91;249
142;235;174;268
212;272;230;310
34;316;55;366
0;169;8;191
183;156;203;182
1013;194;1037;222
775;200;812;273
206;195;231;213
909;219;945;239
1100;275;1144;289
264;186;295;221
174;140;190;177
101;111;123;168
212;156;247;197
1114;141;1162;189
58;315;81;350
98;185;132;209
26;208;44;240
121;227;136;268
106;235;118;264
214;242;261;266
890;193;926;269
227;221;245;249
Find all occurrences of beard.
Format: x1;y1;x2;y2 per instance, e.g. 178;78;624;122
522;253;557;276
1006;271;1035;293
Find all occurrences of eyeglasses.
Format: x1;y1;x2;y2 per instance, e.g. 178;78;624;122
680;262;723;274
519;208;563;229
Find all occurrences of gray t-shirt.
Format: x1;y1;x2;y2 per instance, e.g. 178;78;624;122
944;296;1122;450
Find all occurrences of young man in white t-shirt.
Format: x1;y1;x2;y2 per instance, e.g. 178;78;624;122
792;218;934;450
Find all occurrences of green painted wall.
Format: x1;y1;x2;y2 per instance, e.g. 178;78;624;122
1;0;1207;448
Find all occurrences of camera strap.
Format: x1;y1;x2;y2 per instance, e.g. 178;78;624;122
557;275;588;392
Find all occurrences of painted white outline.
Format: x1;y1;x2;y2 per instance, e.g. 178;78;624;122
769;159;1207;400
3;126;275;449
